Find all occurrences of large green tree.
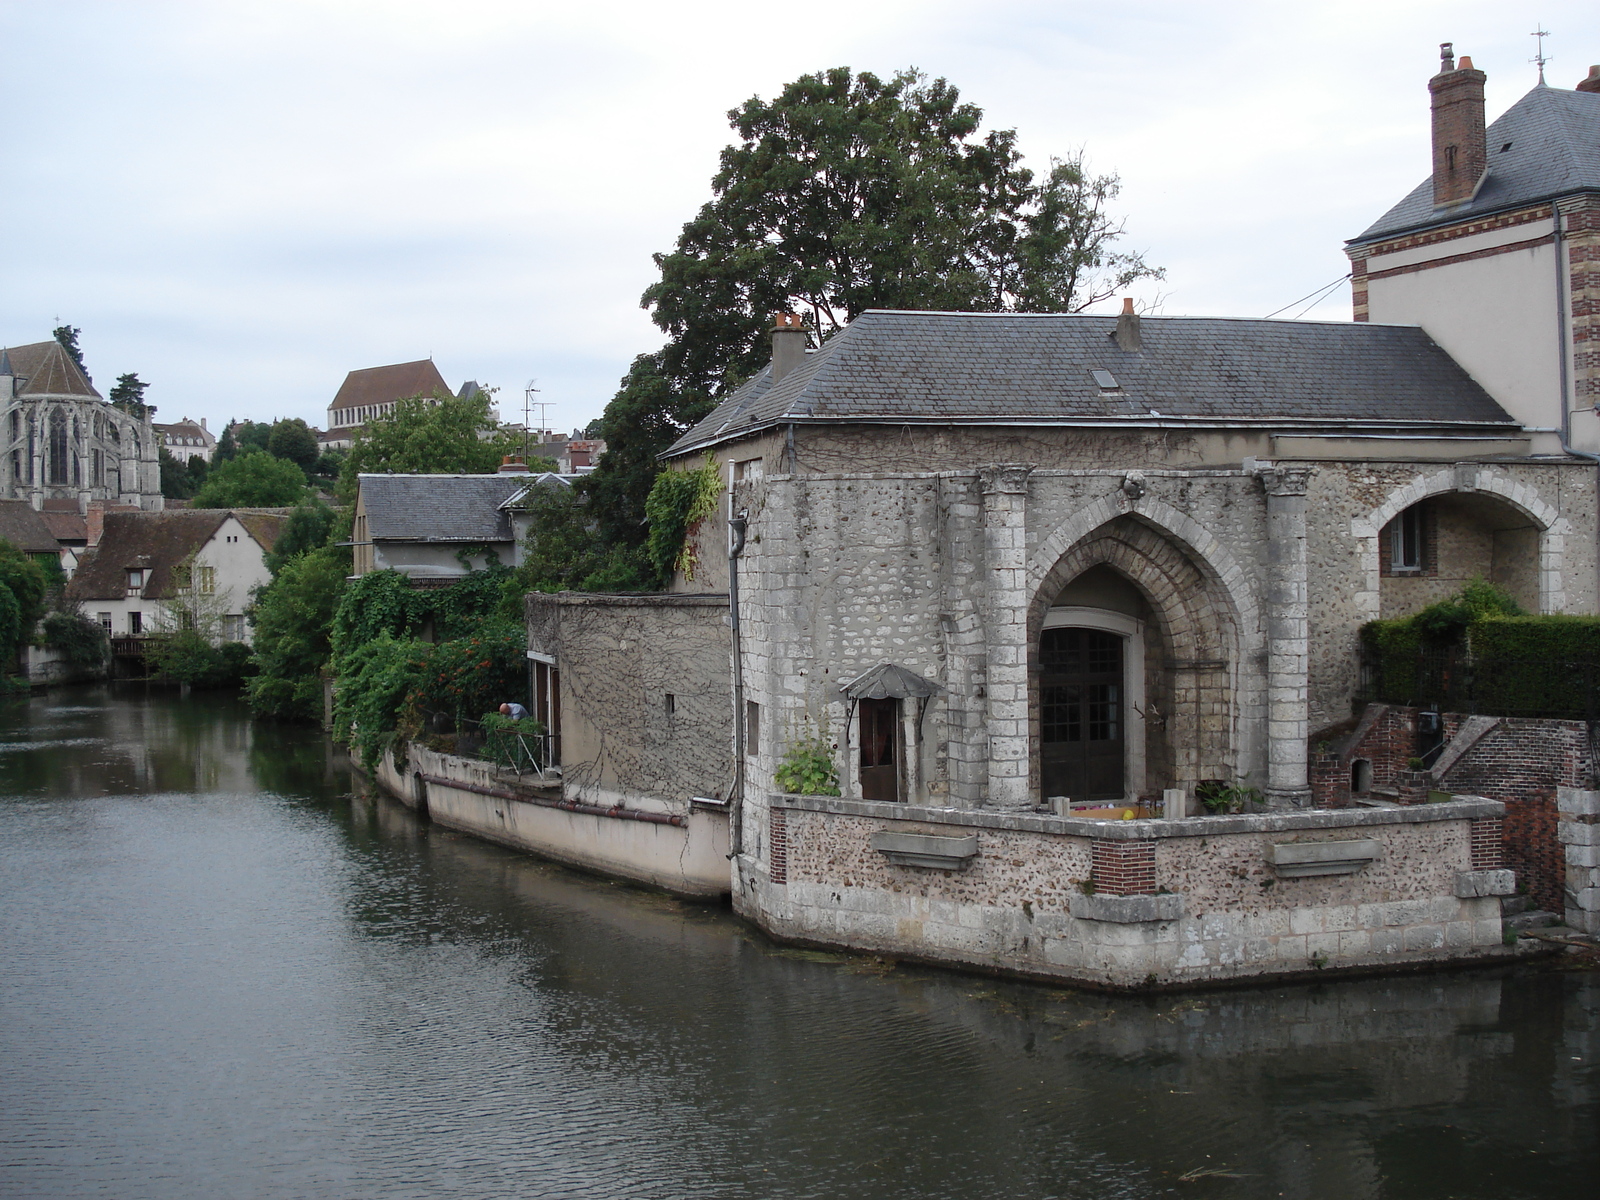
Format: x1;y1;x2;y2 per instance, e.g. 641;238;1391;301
268;418;320;470
335;389;525;502
0;538;48;667
191;450;308;508
566;66;1162;581
109;373;152;419
247;543;349;720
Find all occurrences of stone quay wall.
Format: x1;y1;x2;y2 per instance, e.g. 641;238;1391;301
736;795;1519;990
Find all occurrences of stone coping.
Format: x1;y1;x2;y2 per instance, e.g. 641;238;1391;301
532;592;728;607
770;793;1504;839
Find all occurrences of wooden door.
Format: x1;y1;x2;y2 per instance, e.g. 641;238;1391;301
1039;628;1124;804
858;697;901;802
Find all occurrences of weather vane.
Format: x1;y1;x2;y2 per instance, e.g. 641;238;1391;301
1531;26;1551;84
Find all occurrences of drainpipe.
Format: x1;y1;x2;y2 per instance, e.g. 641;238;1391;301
727;508;748;860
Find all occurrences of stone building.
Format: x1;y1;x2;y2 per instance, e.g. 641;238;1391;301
1347;46;1600;447
506;50;1600;985
0;340;162;512
153;417;216;464
321;359;453;450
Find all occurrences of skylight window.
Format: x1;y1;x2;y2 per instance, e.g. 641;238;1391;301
1091;369;1121;391
1500;141;1513;152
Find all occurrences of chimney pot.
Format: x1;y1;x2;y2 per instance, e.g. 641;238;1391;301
1120;297;1135;315
1458;55;1473;70
770;313;808;383
1440;42;1454;72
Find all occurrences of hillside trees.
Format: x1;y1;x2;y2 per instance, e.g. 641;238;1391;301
562;66;1162;584
191;450;308;508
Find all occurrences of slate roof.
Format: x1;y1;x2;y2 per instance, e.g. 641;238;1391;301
665;311;1517;457
1353;84;1600;244
1;340;101;399
0;501;62;555
331;360;450;411
358;474;527;542
67;509;286;601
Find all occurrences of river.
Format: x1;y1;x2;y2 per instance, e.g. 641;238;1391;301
0;685;1595;1199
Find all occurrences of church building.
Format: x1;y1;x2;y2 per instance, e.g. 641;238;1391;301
0;340;162;512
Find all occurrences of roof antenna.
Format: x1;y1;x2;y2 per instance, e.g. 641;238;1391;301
1531;25;1551;84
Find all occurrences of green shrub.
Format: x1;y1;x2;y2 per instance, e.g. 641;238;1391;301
146;631;256;687
774;736;840;796
41;611;108;668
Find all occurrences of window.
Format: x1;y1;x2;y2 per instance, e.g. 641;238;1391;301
745;700;760;757
733;458;764;482
1389;505;1425;573
128;611;142;634
126;568;145;591
221;615;245;642
97;612;112;633
665;692;676;715
195;565;216;595
532;659;561;764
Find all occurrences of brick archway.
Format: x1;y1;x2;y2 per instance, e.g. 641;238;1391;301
1352;466;1569;618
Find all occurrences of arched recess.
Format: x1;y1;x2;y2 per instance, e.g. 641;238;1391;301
1352;466;1569;618
1026;510;1255;798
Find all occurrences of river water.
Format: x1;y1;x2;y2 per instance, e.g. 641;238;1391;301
0;686;1596;1200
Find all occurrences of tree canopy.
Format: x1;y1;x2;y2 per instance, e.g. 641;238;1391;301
560;66;1162;584
191;449;308;508
109;373;152;419
335;389;526;502
0;538;48;665
267;418;320;470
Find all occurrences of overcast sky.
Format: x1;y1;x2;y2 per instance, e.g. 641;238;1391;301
2;0;1590;435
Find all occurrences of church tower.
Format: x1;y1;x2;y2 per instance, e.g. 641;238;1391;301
1346;47;1600;452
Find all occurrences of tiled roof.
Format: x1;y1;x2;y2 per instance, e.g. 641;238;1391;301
66;509;285;601
1;340;101;399
1352;84;1600;244
38;510;87;544
0;501;62;555
664;310;1516;457
330;360;450;411
358;474;527;542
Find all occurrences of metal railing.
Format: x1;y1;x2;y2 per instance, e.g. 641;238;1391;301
423;710;558;783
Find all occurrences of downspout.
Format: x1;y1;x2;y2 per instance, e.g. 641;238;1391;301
727;507;748;860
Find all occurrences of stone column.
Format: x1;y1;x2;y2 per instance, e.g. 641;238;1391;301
1259;466;1314;809
980;464;1034;810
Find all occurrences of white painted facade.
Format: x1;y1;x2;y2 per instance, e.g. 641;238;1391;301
1364;232;1569;441
88;514;274;642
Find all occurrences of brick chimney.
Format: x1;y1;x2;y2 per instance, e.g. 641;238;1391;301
87;500;106;548
1429;43;1488;209
770;313;808;383
1579;65;1600;94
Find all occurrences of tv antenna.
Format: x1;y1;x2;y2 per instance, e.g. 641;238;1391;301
523;379;551;460
1531;26;1551;84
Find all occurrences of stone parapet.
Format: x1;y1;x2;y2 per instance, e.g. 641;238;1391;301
750;792;1517;989
1558;787;1600;933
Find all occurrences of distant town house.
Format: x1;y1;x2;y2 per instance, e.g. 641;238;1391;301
67;508;287;643
320;359;468;451
154;417;217;464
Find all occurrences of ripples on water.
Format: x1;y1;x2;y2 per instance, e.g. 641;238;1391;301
0;685;1595;1200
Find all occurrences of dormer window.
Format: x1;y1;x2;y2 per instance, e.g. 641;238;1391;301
126;568;145;591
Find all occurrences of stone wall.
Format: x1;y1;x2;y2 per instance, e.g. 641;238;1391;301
738;794;1518;989
525;592;732;812
1559;787;1600;933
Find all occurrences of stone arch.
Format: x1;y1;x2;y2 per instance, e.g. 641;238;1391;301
1352;466;1570;617
1025;504;1259;796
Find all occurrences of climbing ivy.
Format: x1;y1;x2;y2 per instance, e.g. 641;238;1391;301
643;455;721;585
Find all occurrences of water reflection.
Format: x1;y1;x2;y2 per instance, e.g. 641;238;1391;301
0;686;1595;1199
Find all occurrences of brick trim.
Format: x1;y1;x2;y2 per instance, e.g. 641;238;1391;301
1470;817;1503;869
769;806;788;884
1365;234;1554;282
1091;839;1156;896
1353;204;1554;258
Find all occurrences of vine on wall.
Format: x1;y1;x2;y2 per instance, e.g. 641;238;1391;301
643;455;721;584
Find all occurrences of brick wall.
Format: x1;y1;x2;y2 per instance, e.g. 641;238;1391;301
1503;794;1564;914
1091;840;1156;896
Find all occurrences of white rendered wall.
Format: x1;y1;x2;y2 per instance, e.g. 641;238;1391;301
1366;243;1563;436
